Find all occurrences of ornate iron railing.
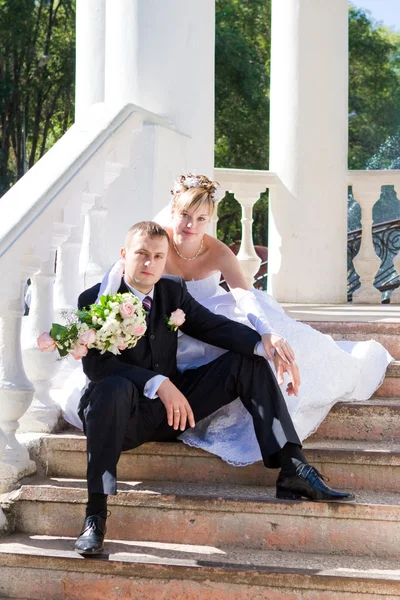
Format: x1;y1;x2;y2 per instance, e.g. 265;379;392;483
348;218;400;301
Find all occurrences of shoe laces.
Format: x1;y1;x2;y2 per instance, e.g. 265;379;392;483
85;512;109;533
296;463;329;483
87;519;98;533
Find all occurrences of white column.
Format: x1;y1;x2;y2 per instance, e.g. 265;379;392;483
104;0;139;108
268;0;348;303
105;0;215;175
75;0;106;120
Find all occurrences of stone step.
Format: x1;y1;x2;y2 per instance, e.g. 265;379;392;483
5;478;400;558
375;360;400;396
33;434;400;492
1;533;400;600
51;396;400;443
310;397;400;441
53;396;400;444
303;321;400;360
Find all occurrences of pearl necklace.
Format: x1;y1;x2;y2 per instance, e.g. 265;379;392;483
173;236;204;261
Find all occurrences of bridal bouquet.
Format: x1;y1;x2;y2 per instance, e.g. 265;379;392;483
37;292;147;359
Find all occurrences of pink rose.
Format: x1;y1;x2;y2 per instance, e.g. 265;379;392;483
69;344;88;360
120;302;135;319
125;322;146;336
79;329;97;346
118;342;128;351
170;309;186;327
37;332;56;353
131;323;146;336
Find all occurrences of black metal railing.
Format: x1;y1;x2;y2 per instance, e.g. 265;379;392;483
348;217;400;301
219;218;400;302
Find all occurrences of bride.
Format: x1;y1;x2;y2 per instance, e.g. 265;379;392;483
61;173;393;466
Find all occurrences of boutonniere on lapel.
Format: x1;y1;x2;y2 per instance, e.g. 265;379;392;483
165;309;186;331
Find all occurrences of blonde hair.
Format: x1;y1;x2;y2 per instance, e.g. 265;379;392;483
171;173;220;216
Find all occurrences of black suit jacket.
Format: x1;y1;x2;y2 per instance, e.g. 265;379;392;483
78;276;261;395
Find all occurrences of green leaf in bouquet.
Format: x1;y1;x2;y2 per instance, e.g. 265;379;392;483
76;309;93;325
50;323;68;340
69;323;79;338
57;346;70;358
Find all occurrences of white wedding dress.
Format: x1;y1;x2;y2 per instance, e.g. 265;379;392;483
59;270;392;466
177;273;392;465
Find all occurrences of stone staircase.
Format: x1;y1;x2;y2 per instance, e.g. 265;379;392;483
1;320;400;599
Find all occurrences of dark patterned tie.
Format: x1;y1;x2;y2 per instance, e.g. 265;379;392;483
142;295;152;314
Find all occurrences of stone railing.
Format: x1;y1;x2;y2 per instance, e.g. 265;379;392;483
215;168;400;304
214;168;277;288
0;102;187;494
348;171;400;303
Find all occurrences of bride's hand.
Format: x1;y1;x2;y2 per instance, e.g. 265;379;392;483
274;354;300;396
261;333;295;364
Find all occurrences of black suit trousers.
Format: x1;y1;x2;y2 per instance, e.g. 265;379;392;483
82;351;301;495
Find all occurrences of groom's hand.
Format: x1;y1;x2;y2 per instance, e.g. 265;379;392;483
261;333;295;364
157;379;196;431
274;353;300;396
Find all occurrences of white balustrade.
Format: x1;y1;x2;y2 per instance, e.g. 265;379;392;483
0;103;153;492
54;223;84;316
80;115;143;288
80;194;110;289
0;252;41;492
215;169;277;288
209;193;224;240
349;171;400;304
20;222;72;433
215;168;400;304
350;179;382;303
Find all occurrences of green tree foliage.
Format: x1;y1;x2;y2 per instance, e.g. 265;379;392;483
367;135;400;170
215;0;271;171
0;0;75;195
215;0;270;248
348;5;400;169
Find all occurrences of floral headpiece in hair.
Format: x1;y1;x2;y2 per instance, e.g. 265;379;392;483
171;173;221;203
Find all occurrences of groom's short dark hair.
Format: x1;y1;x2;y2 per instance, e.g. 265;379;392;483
125;221;170;248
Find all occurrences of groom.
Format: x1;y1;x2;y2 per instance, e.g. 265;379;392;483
75;221;353;555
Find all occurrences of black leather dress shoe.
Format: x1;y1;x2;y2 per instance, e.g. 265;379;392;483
74;515;107;555
276;463;355;502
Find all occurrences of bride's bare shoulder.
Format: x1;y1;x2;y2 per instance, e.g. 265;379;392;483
206;234;235;256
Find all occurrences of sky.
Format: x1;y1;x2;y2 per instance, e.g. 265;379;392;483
350;0;400;31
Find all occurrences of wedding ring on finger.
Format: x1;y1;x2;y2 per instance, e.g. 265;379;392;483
173;409;180;413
